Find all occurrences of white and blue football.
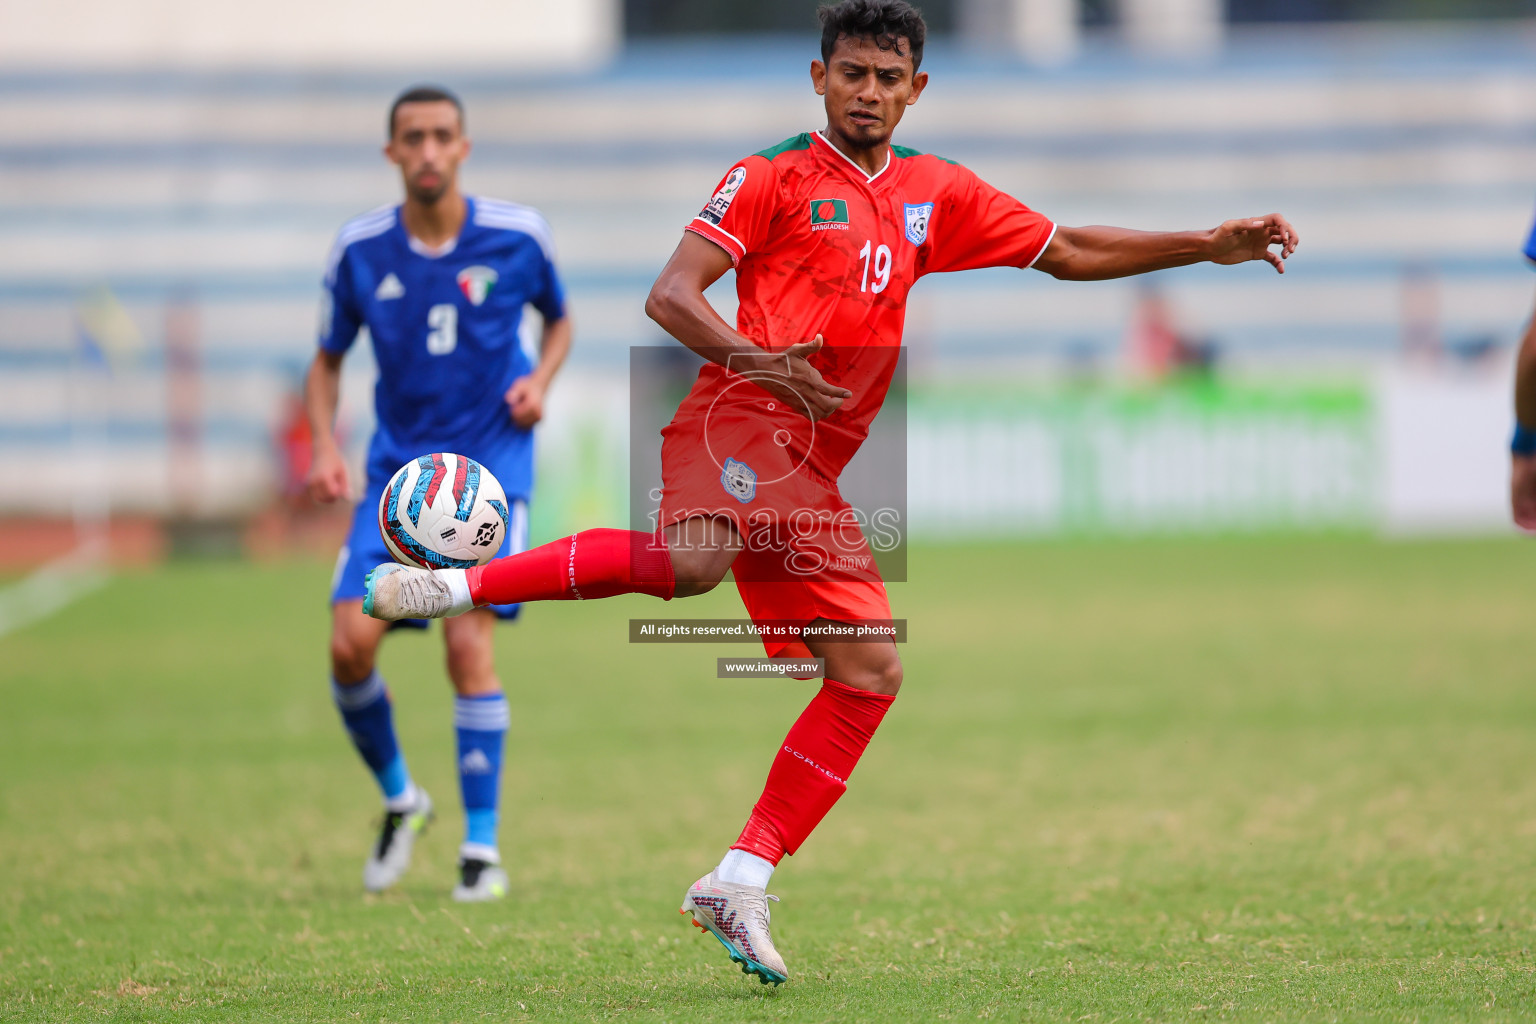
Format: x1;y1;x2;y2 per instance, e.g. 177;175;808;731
378;453;508;569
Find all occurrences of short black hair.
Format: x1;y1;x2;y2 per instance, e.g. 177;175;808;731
818;0;927;73
388;84;464;138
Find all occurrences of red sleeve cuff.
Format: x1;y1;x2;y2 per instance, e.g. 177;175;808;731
1022;222;1058;269
685;219;745;265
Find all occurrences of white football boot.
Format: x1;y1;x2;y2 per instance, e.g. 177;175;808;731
362;787;433;892
363;564;472;621
451;851;509;903
680;871;788;985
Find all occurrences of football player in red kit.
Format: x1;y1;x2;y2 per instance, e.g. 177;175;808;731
366;0;1298;986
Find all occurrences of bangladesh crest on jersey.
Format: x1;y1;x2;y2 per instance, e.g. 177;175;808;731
456;266;498;306
904;202;934;245
720;456;757;503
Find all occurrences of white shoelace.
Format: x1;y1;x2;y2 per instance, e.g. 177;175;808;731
740;890;780;926
399;572;452;616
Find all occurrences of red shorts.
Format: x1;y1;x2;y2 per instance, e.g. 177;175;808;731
658;407;892;660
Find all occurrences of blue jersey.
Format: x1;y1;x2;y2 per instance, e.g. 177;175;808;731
1525;207;1536;265
319;197;566;500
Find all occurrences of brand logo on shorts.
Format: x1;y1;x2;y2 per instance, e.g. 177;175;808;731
456;266;498;306
720;457;757;503
810;198;850;231
699;166;747;226
904;202;934;245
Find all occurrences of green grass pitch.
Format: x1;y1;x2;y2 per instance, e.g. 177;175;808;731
3;536;1536;1021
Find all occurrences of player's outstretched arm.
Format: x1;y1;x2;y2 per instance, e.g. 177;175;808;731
1511;287;1536;529
1033;215;1299;281
645;232;851;421
303;349;351;503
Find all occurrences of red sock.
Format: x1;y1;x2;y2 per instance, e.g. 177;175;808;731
465;528;675;604
731;678;895;864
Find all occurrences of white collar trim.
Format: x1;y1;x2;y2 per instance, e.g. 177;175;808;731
407;233;458;259
813;130;892;184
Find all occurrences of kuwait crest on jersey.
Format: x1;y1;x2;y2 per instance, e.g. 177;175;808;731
904;202;934;245
456;266;498;306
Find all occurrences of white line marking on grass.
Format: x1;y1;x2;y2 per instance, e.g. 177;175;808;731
0;545;110;638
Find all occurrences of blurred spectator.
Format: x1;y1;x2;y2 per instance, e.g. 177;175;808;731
1124;284;1217;381
278;390;316;504
247;384;349;558
1400;261;1442;365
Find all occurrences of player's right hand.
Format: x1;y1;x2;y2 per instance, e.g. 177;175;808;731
307;445;351;504
763;335;852;422
1512;455;1536;530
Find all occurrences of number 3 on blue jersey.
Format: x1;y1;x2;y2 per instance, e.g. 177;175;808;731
426;303;457;355
316;198;567;505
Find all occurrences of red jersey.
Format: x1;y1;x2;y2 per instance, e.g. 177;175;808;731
679;130;1056;480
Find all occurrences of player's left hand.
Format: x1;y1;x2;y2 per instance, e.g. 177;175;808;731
506;376;546;428
1207;214;1299;274
1512;455;1536;530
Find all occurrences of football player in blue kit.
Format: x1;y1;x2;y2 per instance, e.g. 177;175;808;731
1512;212;1536;528
304;85;572;900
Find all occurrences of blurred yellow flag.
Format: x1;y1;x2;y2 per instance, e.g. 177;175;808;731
74;286;143;367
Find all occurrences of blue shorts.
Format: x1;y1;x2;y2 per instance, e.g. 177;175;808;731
330;475;530;625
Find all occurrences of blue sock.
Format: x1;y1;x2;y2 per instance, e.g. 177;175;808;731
332;671;413;807
455;693;508;857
